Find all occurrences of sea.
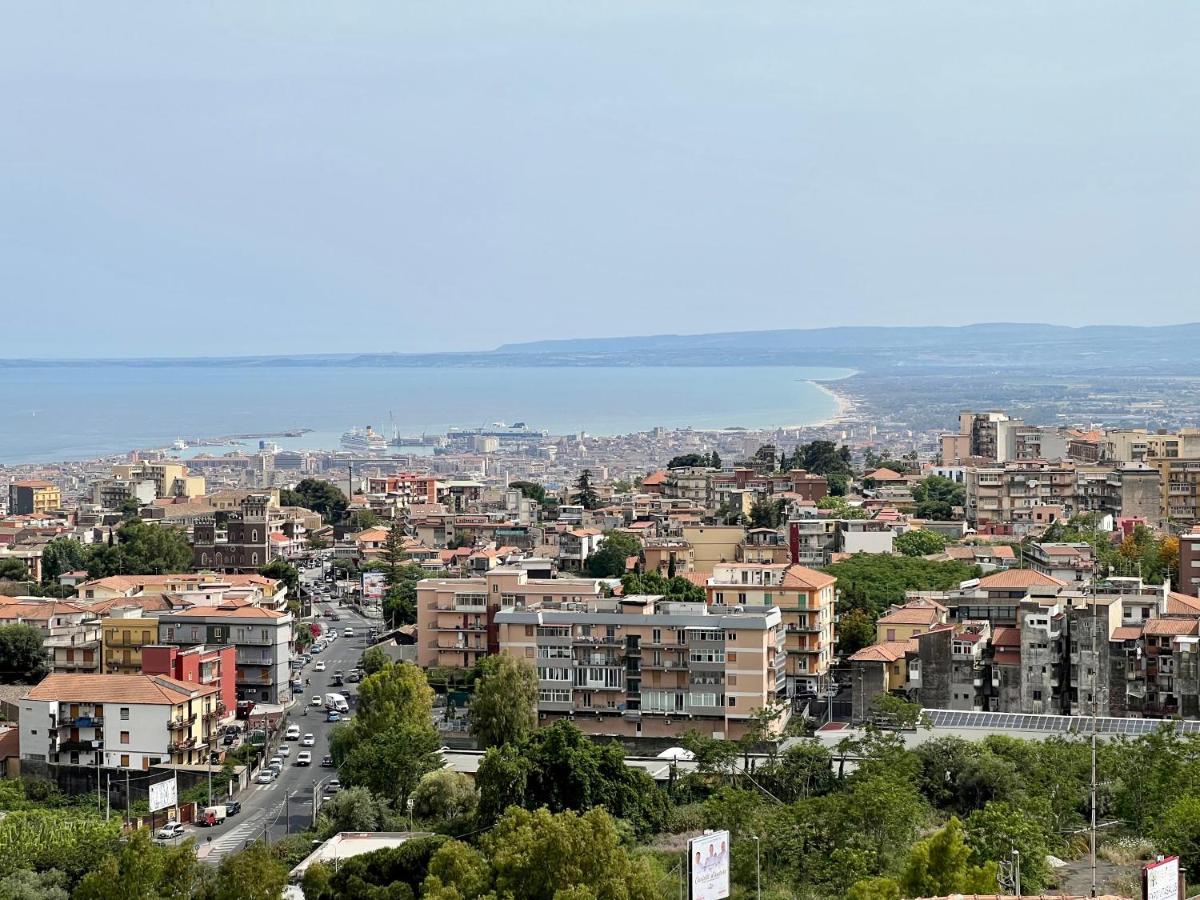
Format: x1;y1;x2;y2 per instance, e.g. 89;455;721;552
0;365;853;465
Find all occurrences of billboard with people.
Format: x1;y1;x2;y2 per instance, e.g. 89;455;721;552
148;777;177;813
688;830;730;900
361;571;386;601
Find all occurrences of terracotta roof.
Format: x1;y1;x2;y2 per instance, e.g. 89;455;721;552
10;479;56;489
0;602;90;621
977;569;1065;589
81;574;279;592
164;605;288;619
680;573;709;587
25;673;216;704
355;528;389;542
1167;592;1200;615
1142;617;1199;637
780;564;836;591
992;649;1021;666
1111;626;1143;641
990;626;1020;648
850;640;915;662
877;604;943;627
84;595;173;615
865;468;904;481
641;471;668;486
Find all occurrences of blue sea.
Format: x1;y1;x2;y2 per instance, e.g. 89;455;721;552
0;366;852;465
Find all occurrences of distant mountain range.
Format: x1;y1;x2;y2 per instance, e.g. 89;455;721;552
5;323;1200;375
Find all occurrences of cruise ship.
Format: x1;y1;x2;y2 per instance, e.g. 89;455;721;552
446;422;547;440
341;426;388;452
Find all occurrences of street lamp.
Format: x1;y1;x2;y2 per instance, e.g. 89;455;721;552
751;834;761;900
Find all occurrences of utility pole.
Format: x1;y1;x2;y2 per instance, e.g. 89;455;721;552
752;835;761;900
207;753;213;806
1012;848;1021;896
1089;572;1098;899
125;771;131;827
106;774;110;820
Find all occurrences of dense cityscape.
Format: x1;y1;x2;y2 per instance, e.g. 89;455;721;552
1;393;1200;898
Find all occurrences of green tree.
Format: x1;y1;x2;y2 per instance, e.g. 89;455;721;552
347;508;380;531
1154;795;1200;881
421;840;491;899
469;655;537;750
258;558;299;601
509;481;547;505
325;835;449;898
211;841;287;900
824;554;980;619
868;694;925;730
86;520;193;578
39;539;88;585
619;571;705;603
0;868;70;899
845;876;900;900
966;800;1052;891
836;608;876;656
281;479;348;524
316;785;388;834
709;450;722;470
411;770;479;829
355;661;435;733
912;475;966;520
584;530;642;578
484;807;664;900
74;828;204;900
815;495;868;519
900;817;997;897
359;645;390;677
894;529;948;557
0;624;50;684
572;470;601;510
748;498;784;529
0;559;30;581
474;744;530;826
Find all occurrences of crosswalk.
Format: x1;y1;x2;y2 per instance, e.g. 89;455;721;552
198;810;267;860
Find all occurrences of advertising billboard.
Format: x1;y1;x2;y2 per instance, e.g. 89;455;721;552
361;572;386;602
148;778;177;813
688;830;730;900
1144;856;1180;900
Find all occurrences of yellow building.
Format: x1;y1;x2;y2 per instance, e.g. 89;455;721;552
101;610;160;674
681;526;745;573
874;599;947;644
8;480;61;516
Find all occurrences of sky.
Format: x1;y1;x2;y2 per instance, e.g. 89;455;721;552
2;2;1198;358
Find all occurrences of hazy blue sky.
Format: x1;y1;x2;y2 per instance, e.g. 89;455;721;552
2;2;1197;358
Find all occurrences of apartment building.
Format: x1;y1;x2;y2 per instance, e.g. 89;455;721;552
157;606;293;704
1149;457;1200;525
965;460;1078;528
8;480;61;516
415;568;604;669
367;473;440;506
101;608;161;675
705;563;836;694
93;462;205;509
494;594;788;740
642;539;695;576
141;644;236;717
1025;542;1095;583
0;601;102;675
1180;531;1200;596
1100;429;1200;464
77;573;285;607
19;673;219;769
875;599;947;643
664;467;712;506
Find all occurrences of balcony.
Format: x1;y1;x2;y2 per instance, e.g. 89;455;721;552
58;739;101;753
169;737;197;752
168;714;197;731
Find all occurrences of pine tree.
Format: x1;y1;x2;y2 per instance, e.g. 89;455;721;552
573;470;601;510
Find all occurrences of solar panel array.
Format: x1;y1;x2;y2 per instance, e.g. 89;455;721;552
922;709;1200;736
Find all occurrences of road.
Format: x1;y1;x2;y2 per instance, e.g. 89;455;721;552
192;560;379;861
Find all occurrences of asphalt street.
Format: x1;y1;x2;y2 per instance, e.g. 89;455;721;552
190;561;379;860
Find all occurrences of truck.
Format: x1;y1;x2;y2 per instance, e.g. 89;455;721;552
324;693;349;713
198;805;227;826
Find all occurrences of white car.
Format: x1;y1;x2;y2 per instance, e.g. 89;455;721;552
314;661;326;672
343;628;354;637
255;771;275;785
296;751;312;766
278;744;291;757
285;724;301;741
301;733;316;747
311;696;323;707
155;822;185;840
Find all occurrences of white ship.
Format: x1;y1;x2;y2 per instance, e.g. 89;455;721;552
341;426;388;452
171;439;188;451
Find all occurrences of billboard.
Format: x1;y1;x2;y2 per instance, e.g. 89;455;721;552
688;831;730;900
148;778;177;813
1144;856;1180;900
361;572;386;602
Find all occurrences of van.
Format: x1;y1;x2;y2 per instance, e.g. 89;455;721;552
198;805;227;826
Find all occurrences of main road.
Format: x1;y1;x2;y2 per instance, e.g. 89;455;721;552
192;561;379;861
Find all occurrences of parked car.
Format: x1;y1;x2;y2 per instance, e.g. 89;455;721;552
225;800;241;816
278;744;291;757
255;770;276;785
155;822;185;840
222;733;237;746
301;733;316;747
296;751;312;766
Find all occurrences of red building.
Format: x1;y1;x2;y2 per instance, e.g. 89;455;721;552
141;644;236;719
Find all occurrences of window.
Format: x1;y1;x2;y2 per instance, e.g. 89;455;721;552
728;697;736;707
120;731;130;744
120;754;130;767
652;629;661;644
539;689;571;703
120;707;129;720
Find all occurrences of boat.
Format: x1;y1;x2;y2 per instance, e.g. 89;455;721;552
341;426;388;452
446;422;547;440
171;439;188;451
